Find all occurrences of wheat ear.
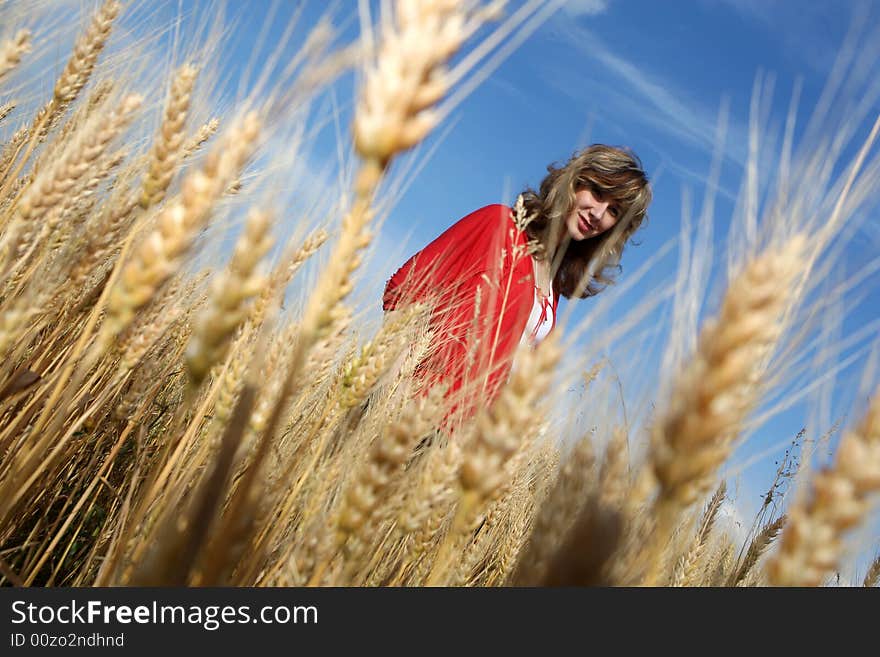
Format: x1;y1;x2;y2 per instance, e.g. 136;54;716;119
0;102;14;124
0;30;31;81
863;552;880;587
512;435;595;585
43;147;128;265
183;118;220;159
638;235;807;587
767;389;880;586
636;236;806;585
259;3;488;504
53;0;121;105
489;471;539;585
99;112;260;350
249;227;328;328
185;208;273;385
69;189;139;293
0;299;40;361
29;78;115;180
394;437;462;584
598;426;631;510
427;335;561;585
140;64;199;209
671;481;726;586
0;1;121;196
729;515;785;586
319;396;436;584
338;306;419;410
0;94;142;273
652;236;806;508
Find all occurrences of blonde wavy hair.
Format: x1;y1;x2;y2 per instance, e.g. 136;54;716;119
520;144;652;298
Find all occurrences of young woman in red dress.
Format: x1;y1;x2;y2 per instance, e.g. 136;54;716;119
382;145;652;429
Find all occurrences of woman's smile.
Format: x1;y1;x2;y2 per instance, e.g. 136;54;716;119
566;188;618;241
578;212;596;234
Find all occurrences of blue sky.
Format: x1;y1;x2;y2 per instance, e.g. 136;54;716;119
188;0;880;570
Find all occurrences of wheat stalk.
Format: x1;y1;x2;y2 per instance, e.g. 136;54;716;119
252;8;496;549
286;0;484;389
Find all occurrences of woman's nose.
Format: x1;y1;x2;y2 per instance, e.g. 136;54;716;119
591;200;609;218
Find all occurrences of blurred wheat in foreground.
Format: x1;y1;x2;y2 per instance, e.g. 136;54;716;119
0;0;878;588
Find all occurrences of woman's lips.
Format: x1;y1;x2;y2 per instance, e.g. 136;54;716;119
578;213;592;234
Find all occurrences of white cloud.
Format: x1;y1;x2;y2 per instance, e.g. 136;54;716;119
548;19;752;168
563;0;609;17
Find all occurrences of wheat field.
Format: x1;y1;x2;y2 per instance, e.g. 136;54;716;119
0;0;878;588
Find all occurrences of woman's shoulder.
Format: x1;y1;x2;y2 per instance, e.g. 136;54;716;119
464;203;522;237
476;203;512;214
440;204;515;247
460;203;512;225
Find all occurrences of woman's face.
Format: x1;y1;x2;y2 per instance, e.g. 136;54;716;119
564;187;620;241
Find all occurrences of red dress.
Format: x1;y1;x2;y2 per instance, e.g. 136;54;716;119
382;204;559;428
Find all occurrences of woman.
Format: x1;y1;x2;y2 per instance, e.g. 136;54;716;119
383;144;652;429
